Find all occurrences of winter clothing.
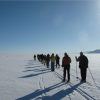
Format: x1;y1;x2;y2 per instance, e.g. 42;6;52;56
51;54;55;71
46;54;50;68
62;53;71;82
76;52;88;82
56;55;60;68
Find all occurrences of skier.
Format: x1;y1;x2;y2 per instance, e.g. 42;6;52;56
34;55;36;60
55;54;60;68
43;55;46;66
46;54;50;68
75;52;88;82
62;53;71;82
50;53;56;71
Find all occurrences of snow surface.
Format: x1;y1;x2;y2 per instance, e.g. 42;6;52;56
0;54;100;100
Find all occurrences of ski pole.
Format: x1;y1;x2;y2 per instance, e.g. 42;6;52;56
76;61;78;79
75;56;78;79
88;67;97;87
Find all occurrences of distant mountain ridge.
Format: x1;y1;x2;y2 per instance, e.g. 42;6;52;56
88;49;100;53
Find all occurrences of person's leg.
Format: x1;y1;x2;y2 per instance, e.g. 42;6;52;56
51;62;53;71
56;62;57;68
47;60;49;68
85;68;87;81
52;62;55;71
56;60;58;68
67;67;70;82
58;61;60;68
63;67;66;81
80;68;84;81
83;68;87;81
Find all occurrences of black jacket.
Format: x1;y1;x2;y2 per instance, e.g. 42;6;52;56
77;55;88;68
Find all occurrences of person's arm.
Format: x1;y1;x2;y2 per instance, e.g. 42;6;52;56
75;56;80;62
62;58;64;67
75;56;78;61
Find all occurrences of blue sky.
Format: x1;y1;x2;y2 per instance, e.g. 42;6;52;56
0;0;100;54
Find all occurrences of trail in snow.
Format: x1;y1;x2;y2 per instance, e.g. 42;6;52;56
54;71;98;100
17;59;100;100
0;55;100;100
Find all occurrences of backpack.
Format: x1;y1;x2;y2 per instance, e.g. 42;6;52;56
62;56;71;66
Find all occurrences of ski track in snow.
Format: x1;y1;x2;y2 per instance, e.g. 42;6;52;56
0;55;100;100
54;71;98;100
38;67;47;99
56;68;100;99
19;59;99;100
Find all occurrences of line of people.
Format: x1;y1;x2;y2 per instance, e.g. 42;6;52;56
35;54;60;69
33;52;88;83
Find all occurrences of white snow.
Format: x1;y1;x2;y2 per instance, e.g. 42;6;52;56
0;54;100;100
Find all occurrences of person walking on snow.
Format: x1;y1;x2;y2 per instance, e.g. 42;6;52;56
75;52;88;82
55;54;60;68
34;55;36;60
51;53;56;71
62;53;71;82
46;54;50;68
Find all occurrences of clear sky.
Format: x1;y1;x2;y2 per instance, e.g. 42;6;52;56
0;0;100;54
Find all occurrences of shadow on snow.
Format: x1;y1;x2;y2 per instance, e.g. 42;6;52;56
23;68;51;73
16;82;92;100
16;82;65;100
17;60;97;100
19;70;51;78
